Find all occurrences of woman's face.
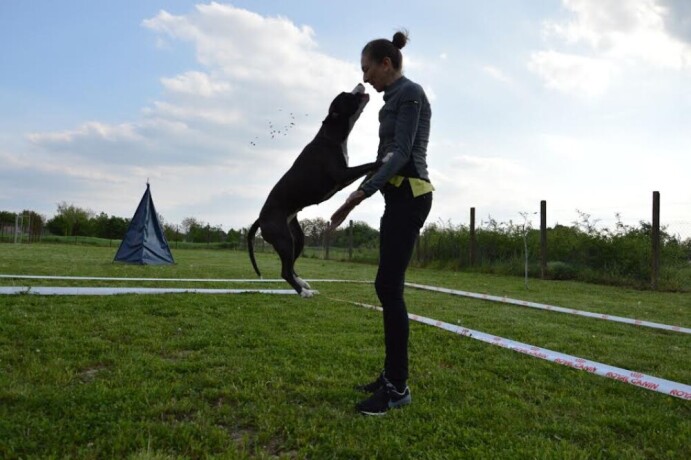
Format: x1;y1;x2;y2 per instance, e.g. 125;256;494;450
361;54;393;93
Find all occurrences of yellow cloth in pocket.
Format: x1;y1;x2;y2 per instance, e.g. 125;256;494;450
388;175;435;197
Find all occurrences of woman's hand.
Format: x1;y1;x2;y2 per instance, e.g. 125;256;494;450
328;190;366;232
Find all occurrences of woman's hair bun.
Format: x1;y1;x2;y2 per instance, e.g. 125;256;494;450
392;30;408;50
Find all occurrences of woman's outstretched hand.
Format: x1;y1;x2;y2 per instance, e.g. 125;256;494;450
328;190;366;232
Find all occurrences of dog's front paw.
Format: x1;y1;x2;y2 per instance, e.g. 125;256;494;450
299;289;319;298
295;276;311;290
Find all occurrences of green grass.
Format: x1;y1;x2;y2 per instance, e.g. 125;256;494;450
0;244;689;459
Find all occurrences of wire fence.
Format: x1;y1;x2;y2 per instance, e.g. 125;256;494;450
2;193;689;290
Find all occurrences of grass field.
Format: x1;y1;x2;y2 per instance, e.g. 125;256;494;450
0;244;689;459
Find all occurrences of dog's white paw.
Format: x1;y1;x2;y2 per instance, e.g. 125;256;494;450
299;289;315;298
295;276;311;290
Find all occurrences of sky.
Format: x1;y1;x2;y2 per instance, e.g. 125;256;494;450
1;0;690;237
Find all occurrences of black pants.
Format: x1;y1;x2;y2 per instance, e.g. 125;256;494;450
375;181;432;385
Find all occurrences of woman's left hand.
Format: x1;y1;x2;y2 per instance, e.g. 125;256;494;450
327;190;366;231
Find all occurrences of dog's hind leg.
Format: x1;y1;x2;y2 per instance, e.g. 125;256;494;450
288;217;311;291
263;219;314;297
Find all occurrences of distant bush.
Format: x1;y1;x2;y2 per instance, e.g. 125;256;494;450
546;261;576;280
414;213;690;291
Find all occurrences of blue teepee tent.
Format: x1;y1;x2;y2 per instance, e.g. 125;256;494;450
114;183;175;265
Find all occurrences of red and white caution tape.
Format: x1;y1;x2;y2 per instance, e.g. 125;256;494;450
0;286;297;296
407;283;691;335
3;275;687;399
345;300;691;401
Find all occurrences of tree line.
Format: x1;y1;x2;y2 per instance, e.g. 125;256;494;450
0;204;378;248
3;205;688;290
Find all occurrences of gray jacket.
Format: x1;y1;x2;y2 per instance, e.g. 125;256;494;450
359;76;432;196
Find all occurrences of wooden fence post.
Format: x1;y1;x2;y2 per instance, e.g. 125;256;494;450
348;220;353;260
469;207;477;266
651;191;660;290
540;200;547;279
324;231;330;260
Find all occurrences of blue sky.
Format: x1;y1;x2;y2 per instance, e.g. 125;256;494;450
1;1;689;236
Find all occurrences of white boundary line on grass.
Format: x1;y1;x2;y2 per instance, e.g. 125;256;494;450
1;274;687;400
1;274;687;334
0;287;298;296
0;274;363;283
340;299;691;401
406;283;691;335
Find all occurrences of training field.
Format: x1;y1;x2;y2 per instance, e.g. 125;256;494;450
0;245;689;459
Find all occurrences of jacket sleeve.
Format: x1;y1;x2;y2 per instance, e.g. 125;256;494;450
359;85;423;197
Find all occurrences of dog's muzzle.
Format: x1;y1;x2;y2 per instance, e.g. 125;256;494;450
351;83;370;104
351;83;365;95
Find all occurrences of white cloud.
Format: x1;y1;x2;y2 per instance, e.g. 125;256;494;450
143;101;243;125
28;121;142;144
481;65;513;85
537;133;592;161
529;51;616;97
161;71;232;97
28;118;217;166
530;0;691;96
142;2;356;99
430;154;534;217
14;3;379;228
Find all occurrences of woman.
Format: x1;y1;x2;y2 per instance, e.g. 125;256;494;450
329;30;433;416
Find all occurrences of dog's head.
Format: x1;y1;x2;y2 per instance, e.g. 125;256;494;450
323;84;370;140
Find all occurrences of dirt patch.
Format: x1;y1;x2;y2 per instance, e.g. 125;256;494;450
77;364;108;383
266;435;298;458
160;349;194;363
159;408;196;423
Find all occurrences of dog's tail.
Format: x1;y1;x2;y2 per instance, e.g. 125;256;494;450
247;219;262;278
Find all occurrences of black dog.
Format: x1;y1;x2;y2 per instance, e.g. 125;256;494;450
248;84;380;297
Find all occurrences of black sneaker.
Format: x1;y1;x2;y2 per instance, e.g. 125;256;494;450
356;382;411;416
355;371;386;393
